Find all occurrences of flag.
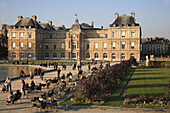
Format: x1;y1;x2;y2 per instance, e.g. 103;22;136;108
75;13;77;16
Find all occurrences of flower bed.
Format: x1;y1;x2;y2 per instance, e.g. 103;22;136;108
124;95;169;107
75;57;137;102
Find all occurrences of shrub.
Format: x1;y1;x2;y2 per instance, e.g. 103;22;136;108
76;57;136;101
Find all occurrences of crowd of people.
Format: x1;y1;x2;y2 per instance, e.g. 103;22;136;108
1;60;106;106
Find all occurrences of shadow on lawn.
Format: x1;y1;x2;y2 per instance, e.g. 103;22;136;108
128;83;166;88
134;72;162;76
131;77;169;80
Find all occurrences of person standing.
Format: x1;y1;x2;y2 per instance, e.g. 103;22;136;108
5;77;12;92
30;70;33;79
88;64;91;71
57;68;61;79
40;70;44;80
21;79;25;95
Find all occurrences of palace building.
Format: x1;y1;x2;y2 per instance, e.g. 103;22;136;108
8;12;141;61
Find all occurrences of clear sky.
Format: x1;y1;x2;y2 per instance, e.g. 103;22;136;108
0;0;170;39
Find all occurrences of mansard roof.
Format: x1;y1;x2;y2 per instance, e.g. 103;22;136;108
110;15;139;27
39;23;56;31
15;18;42;29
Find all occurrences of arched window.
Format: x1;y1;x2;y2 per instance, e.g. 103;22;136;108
20;53;24;58
112;53;116;59
45;52;49;58
121;53;125;59
130;53;134;58
94;53;98;58
28;53;31;58
61;53;65;59
53;53;57;58
12;52;16;58
86;53;90;59
72;53;76;59
103;53;107;59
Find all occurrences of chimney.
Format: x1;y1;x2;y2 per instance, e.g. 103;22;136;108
61;25;65;28
32;15;37;21
48;21;52;26
91;21;94;28
18;16;23;21
131;12;135;22
115;12;119;20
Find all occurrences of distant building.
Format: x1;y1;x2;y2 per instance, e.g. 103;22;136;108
8;12;141;61
141;37;170;59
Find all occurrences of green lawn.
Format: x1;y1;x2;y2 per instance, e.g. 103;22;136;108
126;68;170;97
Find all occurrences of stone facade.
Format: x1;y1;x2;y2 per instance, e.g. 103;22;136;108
141;37;170;59
8;12;141;61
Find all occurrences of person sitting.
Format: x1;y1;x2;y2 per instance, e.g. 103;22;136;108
12;90;22;103
35;83;42;91
51;77;58;83
48;90;54;97
25;83;30;90
6;91;14;104
1;84;7;93
46;81;50;88
30;80;35;91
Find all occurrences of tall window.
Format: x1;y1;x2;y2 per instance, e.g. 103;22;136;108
53;43;56;49
45;43;48;49
104;43;107;49
21;43;23;48
72;53;76;59
28;33;31;38
13;42;15;48
131;42;134;49
61;43;65;49
121;53;125;59
94;53;98;59
61;53;65;59
53;53;57;58
95;43;98;49
112;42;116;49
28;53;31;58
112;53;116;59
45;52;49;58
20;53;24;58
87;43;89;50
72;43;76;49
131;32;135;37
50;35;52;38
13;33;16;38
86;53;90;59
20;33;24;38
112;32;115;38
122;31;125;38
29;43;31;49
12;53;16;58
103;53;107;59
122;42;125;49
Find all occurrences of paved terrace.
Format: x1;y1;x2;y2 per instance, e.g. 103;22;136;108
0;62;167;113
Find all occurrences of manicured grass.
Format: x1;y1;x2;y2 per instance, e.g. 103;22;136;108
126;68;170;97
60;68;134;107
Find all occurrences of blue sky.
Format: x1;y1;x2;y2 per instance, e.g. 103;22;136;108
0;0;170;39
